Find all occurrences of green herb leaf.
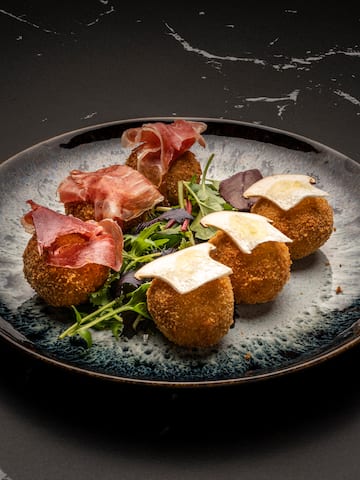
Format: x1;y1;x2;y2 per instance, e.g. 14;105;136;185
180;154;235;240
59;283;151;344
89;270;120;306
78;328;93;348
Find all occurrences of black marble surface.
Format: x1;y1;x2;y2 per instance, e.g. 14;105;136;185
1;2;360;479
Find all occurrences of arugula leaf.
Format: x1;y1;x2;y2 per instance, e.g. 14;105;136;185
180;154;235;240
59;283;151;346
122;218;196;272
89;270;120;306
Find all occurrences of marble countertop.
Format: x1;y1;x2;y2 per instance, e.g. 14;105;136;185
0;2;359;479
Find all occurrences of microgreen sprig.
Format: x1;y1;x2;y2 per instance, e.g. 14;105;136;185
59;283;151;347
179;154;234;240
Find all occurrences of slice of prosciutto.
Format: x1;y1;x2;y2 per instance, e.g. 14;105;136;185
22;200;123;271
120;119;207;186
57;164;164;225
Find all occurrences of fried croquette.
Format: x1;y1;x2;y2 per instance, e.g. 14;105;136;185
251;196;333;260
126;150;202;205
146;276;234;348
209;230;291;304
23;234;110;307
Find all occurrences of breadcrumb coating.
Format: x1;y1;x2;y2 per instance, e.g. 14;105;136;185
209;231;291;304
146;276;234;348
126;150;202;205
251;197;333;260
64;201;147;232
65;202;95;222
23;234;109;307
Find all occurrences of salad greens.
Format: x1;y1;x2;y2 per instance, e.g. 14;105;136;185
59;283;151;346
59;154;235;346
179;154;234;240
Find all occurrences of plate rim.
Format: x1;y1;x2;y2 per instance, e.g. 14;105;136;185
1;116;355;167
1;116;359;388
1;321;360;388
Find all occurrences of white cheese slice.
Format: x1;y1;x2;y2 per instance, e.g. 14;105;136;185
201;211;292;254
243;174;329;210
134;242;233;294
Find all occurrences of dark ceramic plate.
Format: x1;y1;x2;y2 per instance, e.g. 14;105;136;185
0;118;359;387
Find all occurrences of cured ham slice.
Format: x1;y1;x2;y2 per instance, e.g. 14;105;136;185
120;119;207;186
57;164;164;225
22;200;123;271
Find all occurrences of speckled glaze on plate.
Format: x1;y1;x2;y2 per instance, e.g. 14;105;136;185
0;118;359;387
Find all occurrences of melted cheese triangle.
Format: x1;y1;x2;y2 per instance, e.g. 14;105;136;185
201;211;292;254
243;174;329;210
134;242;233;294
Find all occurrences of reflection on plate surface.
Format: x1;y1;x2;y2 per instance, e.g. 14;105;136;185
0;118;359;387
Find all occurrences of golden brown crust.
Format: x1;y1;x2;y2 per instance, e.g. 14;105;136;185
146;276;234;348
159;151;202;205
23;234;109;307
125;149;139;170
126;150;202;205
209;231;291;304
64;201;149;233
65;202;95;222
250;197;334;260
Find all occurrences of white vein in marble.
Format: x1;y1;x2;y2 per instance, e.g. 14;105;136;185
164;21;360;120
0;8;58;34
0;467;13;480
165;23;266;66
86;3;115;27
334;89;360;106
